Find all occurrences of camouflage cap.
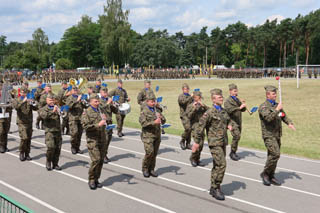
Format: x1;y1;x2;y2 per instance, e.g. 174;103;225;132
87;85;93;89
264;85;277;92
100;87;108;92
118;79;123;83
182;83;189;89
193;91;202;97
144;80;151;84
47;93;56;99
146;92;156;101
20;86;29;93
210;88;223;96
89;93;99;100
228;83;238;90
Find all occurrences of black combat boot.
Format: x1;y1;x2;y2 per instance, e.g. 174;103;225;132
95;180;103;188
229;152;240;161
53;165;61;170
197;160;205;167
149;170;158;177
185;139;192;150
46;161;52;171
142;169;150;178
71;147;77;155
190;158;198;167
179;139;186;150
161;129;165;134
19;152;25;161
76;149;83;154
36;123;40;129
260;172;271;186
25;153;32;161
0;146;6;153
104;156;110;164
269;175;281;186
209;186;225;201
88;180;97;190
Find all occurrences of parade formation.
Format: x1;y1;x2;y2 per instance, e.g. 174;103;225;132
0;73;297;201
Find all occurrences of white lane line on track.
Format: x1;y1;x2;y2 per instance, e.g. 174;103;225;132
0;180;65;213
28;111;320;164
4;151;175;213
7;135;286;213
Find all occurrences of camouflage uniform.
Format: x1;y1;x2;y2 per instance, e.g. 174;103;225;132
66;94;85;152
195;89;231;190
81;99;107;185
99;93;118;161
178;85;193;148
258;88;293;178
139;94;166;174
34;85;44;128
186;95;209;163
57;86;69;134
108;80;129;135
137;82;155;111
0;107;12;153
39;101;62;169
12;89;38;159
224;84;246;154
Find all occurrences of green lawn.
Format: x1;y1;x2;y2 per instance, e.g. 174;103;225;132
53;78;320;159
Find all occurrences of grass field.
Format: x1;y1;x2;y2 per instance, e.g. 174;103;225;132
53;78;320;159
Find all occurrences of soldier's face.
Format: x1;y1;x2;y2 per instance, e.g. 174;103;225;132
37;82;42;87
182;87;189;94
230;89;238;96
194;95;201;102
212;95;223;105
118;83;123;88
46;98;54;106
20;91;26;97
266;92;277;101
96;81;101;85
45;87;51;93
100;91;107;97
145;83;151;89
90;99;99;108
147;99;155;107
62;84;67;88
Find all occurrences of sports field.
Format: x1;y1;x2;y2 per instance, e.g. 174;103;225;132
53;78;320;159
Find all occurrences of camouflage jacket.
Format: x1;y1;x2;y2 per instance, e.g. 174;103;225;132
186;102;209;128
81;106;107;140
39;92;54;108
34;87;44;102
99;97;118;125
137;88;155;105
57;88;69;105
12;96;38;124
109;87;128;104
66;95;85;121
139;105;166;139
224;96;246;127
39;105;61;132
195;106;231;147
258;100;292;139
93;85;101;94
178;93;193;118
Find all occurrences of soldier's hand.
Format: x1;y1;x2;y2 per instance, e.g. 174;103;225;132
127;97;131;102
53;105;58;113
23;96;27;102
77;95;82;102
107;98;112;104
98;120;106;126
288;124;296;131
228;125;233;131
240;103;246;109
276;102;283;111
192;143;200;153
154;117;161;124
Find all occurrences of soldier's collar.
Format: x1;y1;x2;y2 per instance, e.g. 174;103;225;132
213;104;222;111
183;93;190;96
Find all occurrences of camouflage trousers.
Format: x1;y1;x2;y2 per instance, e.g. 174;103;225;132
87;135;107;181
263;137;281;176
180;116;192;145
141;136;161;171
0;119;10;149
209;145;226;189
116;113;126;133
18;123;32;154
230;124;242;153
61;114;69;133
105;130;112;156
36;111;43;126
69;120;83;150
190;130;205;162
45;131;62;166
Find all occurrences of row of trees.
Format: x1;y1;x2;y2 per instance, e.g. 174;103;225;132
1;0;320;71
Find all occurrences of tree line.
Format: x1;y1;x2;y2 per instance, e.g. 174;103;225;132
1;0;320;71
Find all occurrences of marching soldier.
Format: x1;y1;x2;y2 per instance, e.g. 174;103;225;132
39;94;62;171
57;81;71;135
34;81;45;129
66;86;86;154
224;84;247;161
0;83;13;153
178;83;193;150
186;91;208;167
194;89;233;201
12;87;38;161
139;93;166;178
99;87;118;163
259;85;295;186
81;94;108;190
137;80;155;110
93;79;102;93
108;79;130;137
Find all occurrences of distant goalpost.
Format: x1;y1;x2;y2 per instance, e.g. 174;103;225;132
296;64;320;88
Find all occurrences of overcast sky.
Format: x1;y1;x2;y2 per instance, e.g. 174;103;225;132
1;0;319;43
